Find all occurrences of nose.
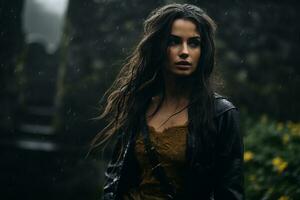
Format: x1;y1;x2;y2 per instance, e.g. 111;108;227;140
179;42;189;59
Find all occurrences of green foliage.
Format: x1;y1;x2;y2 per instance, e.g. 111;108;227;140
243;112;300;200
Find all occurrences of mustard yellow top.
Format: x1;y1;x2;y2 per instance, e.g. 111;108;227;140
123;124;188;200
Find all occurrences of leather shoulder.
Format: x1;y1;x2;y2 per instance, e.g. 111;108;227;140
214;93;237;118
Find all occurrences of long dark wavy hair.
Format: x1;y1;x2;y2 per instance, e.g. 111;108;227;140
91;3;218;163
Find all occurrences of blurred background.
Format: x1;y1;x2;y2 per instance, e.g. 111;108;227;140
1;0;299;199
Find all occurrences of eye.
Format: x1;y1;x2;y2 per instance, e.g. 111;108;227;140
168;37;181;46
188;38;201;48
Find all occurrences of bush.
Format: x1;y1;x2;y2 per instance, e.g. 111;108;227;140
243;113;300;200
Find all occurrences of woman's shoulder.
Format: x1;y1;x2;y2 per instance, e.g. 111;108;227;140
213;93;237;118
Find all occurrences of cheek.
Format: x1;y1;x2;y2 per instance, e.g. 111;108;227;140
165;49;172;68
167;48;176;62
194;49;201;62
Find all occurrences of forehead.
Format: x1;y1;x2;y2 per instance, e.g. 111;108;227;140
170;18;200;37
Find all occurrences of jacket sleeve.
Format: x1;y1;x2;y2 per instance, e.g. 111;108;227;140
214;108;244;200
102;133;124;200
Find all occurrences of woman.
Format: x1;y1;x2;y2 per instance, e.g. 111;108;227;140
92;3;243;200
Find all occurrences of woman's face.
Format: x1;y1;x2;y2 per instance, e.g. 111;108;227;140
165;18;201;77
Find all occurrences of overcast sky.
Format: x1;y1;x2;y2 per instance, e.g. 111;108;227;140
33;0;69;15
23;0;69;53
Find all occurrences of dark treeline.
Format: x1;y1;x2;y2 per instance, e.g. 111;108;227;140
0;0;299;199
61;1;300;144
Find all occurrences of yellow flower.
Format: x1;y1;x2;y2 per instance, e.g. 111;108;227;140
291;126;300;136
276;122;284;132
244;151;254;162
287;121;300;136
272;157;288;174
278;195;289;200
287;121;293;130
282;134;290;144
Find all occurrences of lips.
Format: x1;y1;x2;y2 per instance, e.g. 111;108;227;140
175;61;192;66
175;61;192;70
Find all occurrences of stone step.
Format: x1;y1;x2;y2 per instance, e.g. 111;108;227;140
14;137;59;152
18;123;54;135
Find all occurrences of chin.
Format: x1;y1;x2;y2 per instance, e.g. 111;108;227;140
171;69;195;77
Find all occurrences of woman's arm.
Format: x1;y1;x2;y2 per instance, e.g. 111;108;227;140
214;108;244;200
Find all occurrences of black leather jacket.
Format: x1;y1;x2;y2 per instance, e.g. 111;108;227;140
102;95;244;200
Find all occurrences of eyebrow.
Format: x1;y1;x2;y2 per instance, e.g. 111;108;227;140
170;34;201;40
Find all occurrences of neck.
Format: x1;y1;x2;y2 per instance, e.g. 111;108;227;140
163;72;192;106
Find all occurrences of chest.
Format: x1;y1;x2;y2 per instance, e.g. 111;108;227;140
147;106;188;133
